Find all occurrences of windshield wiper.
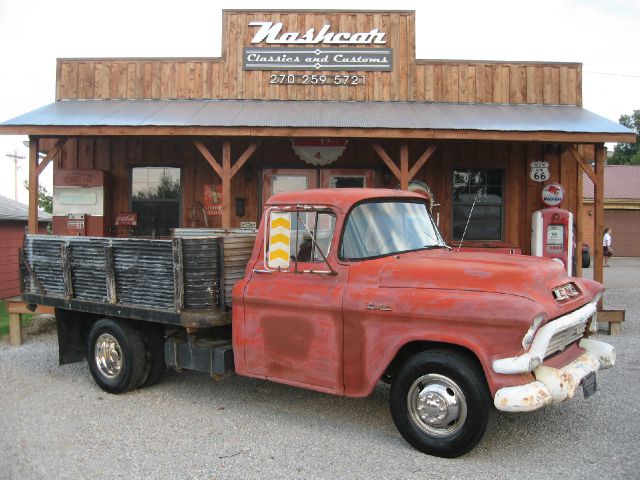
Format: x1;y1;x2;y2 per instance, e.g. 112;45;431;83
422;245;452;251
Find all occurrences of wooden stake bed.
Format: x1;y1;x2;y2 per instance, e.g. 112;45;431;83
20;232;255;328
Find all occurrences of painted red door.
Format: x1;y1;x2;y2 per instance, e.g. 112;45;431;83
242;269;346;394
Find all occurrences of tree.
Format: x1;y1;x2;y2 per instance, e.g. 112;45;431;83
23;181;53;213
609;109;640;165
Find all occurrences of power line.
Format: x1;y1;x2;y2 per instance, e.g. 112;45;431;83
5;150;25;202
583;70;640;78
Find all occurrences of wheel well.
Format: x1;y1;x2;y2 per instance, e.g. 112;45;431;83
382;341;488;385
55;310;165;365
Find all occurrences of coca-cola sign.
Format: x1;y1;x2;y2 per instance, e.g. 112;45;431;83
114;212;138;226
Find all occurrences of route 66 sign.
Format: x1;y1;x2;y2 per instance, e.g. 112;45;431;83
530;161;550;182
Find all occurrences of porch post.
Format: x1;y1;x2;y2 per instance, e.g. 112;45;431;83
194;140;259;230
28;137;39;234
400;142;409;190
575;152;584;278
593;144;605;290
222;142;231;229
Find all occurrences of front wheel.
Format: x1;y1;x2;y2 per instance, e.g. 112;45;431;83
389;349;491;458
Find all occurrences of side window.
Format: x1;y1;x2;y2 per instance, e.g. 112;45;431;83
266;209;336;270
131;167;181;237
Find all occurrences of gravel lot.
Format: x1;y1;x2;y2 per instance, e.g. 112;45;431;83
1;257;639;479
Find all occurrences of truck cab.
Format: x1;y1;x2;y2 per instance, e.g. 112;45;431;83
233;188;614;457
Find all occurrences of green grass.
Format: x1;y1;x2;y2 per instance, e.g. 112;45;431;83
0;301;34;337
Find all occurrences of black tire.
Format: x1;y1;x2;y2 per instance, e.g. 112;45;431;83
389;349;491;458
140;326;166;388
87;318;147;394
582;250;591;268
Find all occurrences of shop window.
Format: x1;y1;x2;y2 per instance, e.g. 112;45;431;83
452;169;503;241
131;167;181;237
329;175;365;188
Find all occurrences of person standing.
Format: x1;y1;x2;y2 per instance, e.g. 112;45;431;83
603;227;613;267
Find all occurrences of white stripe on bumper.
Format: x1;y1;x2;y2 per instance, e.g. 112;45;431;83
494;338;615;413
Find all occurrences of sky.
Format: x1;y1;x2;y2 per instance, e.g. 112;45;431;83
0;0;639;204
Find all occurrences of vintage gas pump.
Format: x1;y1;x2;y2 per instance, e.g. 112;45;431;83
531;183;574;275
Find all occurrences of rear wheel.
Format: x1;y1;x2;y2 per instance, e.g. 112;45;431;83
87;318;147;394
389;349;491;458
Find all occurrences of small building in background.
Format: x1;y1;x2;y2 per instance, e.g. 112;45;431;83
0;195;51;299
583;165;640;257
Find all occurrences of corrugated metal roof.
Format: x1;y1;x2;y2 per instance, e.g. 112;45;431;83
0;194;52;222
584;165;640;200
0;99;632;135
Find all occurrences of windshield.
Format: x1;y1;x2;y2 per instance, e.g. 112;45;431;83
340;201;446;260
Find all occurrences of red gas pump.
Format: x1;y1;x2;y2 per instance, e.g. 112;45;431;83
531;183;574;275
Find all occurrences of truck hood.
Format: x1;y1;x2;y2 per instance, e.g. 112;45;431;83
375;250;578;303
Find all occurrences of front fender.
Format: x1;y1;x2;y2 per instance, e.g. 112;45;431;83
342;287;541;397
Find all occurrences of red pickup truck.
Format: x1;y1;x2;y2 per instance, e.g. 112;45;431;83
21;188;615;457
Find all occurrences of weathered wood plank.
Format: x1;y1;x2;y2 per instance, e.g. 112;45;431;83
105;245;117;304
61;244;74;300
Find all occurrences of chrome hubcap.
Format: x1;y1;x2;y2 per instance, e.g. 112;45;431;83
408;373;467;437
94;333;123;378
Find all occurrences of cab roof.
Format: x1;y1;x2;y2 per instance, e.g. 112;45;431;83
265;188;425;211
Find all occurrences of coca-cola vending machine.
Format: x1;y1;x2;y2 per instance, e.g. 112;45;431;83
53;170;110;236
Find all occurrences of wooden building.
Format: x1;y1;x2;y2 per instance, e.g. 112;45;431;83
583;165;640;257
0;9;635;285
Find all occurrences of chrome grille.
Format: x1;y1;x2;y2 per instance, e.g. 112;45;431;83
544;321;587;358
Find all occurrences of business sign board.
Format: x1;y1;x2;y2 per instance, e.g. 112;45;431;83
245;21;392;73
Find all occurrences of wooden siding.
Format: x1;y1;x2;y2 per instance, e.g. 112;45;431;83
55;136;578;253
56;10;581;105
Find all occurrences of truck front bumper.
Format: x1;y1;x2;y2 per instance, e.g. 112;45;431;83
493;338;615;413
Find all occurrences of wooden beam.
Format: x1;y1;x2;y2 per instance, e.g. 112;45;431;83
408;144;438;180
575;153;584;278
193;141;223;178
566;144;596;184
28;137;39;234
372;144;401;181
593;144;605;292
222;142;231;229
400;142;409;190
230;142;259;179
35;138;67;177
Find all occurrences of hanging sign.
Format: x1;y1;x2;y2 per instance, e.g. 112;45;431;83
291;139;348;166
529;161;550;182
541;183;565;207
204;184;223;216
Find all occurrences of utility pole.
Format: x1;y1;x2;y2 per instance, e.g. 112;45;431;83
5;150;25;201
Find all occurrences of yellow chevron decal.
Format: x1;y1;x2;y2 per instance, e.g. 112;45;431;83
270;233;290;246
271;216;291;229
268;212;291;269
269;249;289;262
